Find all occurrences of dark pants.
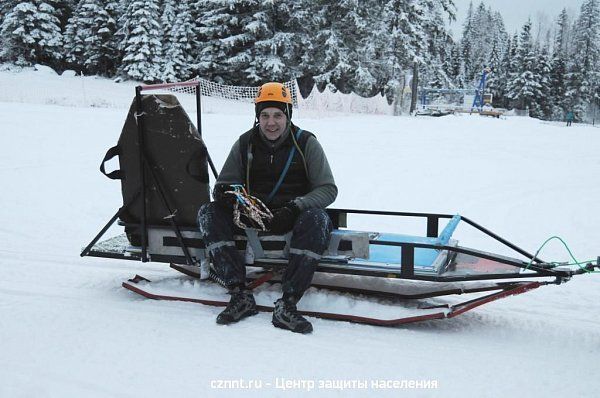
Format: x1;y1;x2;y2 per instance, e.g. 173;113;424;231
197;202;333;301
567;120;572;126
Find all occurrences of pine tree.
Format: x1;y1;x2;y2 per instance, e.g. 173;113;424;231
493;33;515;108
117;0;163;82
554;9;572;56
83;0;119;75
162;0;195;81
450;43;465;87
247;0;310;84
64;0;119;75
311;0;455;98
506;21;540;110
160;0;177;39
196;0;260;84
460;2;475;83
418;0;455;90
457;3;508;88
0;1;20;25
567;0;600;119
443;42;461;87
469;3;492;76
313;0;379;95
503;20;553;118
63;0;86;68
549;9;571;119
531;44;552;118
484;38;504;107
160;0;177;81
0;0;63;66
358;0;397;97
490;10;509;65
51;0;78;31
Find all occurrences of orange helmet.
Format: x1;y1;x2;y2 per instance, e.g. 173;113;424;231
255;82;293;104
255;82;293;120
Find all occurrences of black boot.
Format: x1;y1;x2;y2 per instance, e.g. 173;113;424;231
272;297;313;334
216;288;258;325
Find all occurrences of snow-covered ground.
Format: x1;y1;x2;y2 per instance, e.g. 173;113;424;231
1;68;599;398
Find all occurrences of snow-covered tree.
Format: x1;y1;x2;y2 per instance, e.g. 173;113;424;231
484;38;506;107
445;42;464;87
487;32;515;108
470;3;494;75
160;0;177;40
0;0;63;66
83;0;118;75
196;0;313;84
51;0;78;30
0;1;20;25
506;21;539;110
490;11;509;65
245;0;310;83
460;2;475;83
64;0;119;75
566;0;600;119
162;0;195;81
503;19;552;117
459;2;508;86
196;0;260;84
312;0;455;98
531;44;552;118
312;0;378;95
418;0;456;90
549;9;571;119
160;0;177;80
553;8;572;56
63;1;86;67
117;0;163;82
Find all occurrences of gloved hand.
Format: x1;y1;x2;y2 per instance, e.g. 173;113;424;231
212;184;238;211
269;201;300;234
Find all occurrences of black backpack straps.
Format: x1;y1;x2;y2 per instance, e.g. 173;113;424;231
99;145;123;180
238;128;254;190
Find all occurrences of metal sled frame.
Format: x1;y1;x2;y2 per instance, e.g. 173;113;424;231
84;198;585;326
81;84;596;327
83;206;581;284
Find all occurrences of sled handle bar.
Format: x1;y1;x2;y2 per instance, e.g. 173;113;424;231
139;81;201;91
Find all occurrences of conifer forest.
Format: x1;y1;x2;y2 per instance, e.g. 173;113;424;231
1;0;599;122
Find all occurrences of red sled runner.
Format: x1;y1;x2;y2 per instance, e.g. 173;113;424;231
122;271;544;326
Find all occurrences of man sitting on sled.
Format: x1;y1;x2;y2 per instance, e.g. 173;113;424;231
197;82;337;334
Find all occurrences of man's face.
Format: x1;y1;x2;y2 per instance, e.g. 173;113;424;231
259;107;287;140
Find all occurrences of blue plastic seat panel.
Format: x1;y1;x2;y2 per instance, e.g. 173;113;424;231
349;233;442;272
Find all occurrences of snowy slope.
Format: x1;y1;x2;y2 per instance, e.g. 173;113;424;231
1;68;599;398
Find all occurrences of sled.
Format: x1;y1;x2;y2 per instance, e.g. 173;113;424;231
81;82;598;326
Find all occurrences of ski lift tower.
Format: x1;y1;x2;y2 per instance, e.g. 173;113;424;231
471;66;493;112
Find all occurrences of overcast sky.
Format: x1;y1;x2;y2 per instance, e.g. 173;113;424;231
449;0;584;36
